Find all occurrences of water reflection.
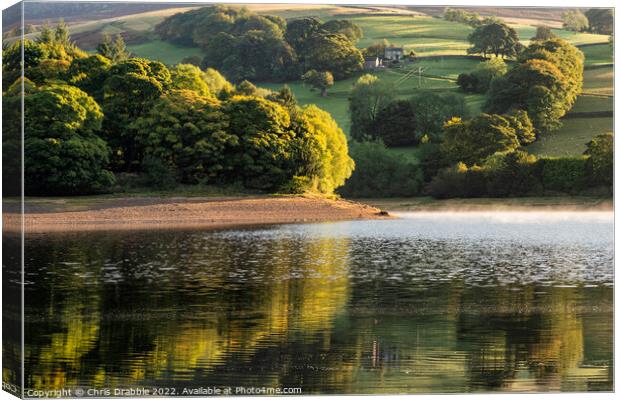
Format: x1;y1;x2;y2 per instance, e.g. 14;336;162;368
22;213;613;393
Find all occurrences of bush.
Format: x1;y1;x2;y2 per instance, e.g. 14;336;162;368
584;132;613;187
418;142;449;182
338;141;423;198
140;156;178;189
3;83;116;195
441;114;520;166
374;100;417;147
24;136;115;196
457;58;507;93
483;150;542;196
538;157;588;193
426;163;487;198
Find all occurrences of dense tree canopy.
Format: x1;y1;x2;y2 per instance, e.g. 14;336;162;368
374;100;417;147
3;83;114;195
170;63;214;98
485;38;583;133
302;33;363;80
441;114;521;166
131;90;235;184
2;22;87;90
101;58;171;169
321;19;363;42
156;6;363;81
585;9;613;35
65;54;111;101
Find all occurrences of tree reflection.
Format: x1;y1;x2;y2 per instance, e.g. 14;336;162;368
23;231;613;393
25;231;352;390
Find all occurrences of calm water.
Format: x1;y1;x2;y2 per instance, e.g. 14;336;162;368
15;212;614;394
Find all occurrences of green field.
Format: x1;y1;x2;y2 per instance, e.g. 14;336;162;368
569;95;613;114
259;57;484;133
527;117;613;157
582;67;614;96
45;5;609;63
581;43;614;67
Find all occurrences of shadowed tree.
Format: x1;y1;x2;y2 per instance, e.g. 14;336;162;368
302;69;334;97
467;22;521;58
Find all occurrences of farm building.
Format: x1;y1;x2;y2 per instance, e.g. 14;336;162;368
384;46;404;61
364;56;382;70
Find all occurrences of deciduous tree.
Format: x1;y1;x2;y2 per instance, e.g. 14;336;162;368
441;114;521;166
302;69;334;96
467;22;521;58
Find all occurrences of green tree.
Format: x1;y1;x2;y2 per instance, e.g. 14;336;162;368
441;114;521;166
285;17;322;56
4;84;114;195
584;132;613;186
101;58;171;170
321;19;363;42
349;74;395;141
303;33;363;79
338;141;423;197
35;20;85;61
2;40;49;89
506;110;536;145
203;67;234;96
2;39;48;72
409;92;468;140
532;26;557;41
301;69;334;97
266;85;298;112
585;9;613;35
158;6;297;82
65;54;111;101
467;22;521;58
53;19;70;46
170;63;213;97
293;105;355;193
38;22;54;44
223;95;295;189
486;38;583;133
562;10;589;33
457;57;507;93
374;100;417;147
131;90;236;184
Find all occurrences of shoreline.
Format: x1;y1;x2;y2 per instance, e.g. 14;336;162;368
2;196;389;233
362;196;613;212
2;195;612;233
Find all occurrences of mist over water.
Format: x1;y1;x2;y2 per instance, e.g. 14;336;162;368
17;212;613;393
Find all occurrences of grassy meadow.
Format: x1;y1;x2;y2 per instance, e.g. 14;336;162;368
45;4;612;161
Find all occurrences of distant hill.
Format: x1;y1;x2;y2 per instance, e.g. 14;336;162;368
408;6;584;21
2;2;194;32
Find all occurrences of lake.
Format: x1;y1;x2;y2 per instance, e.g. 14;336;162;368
12;211;614;394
